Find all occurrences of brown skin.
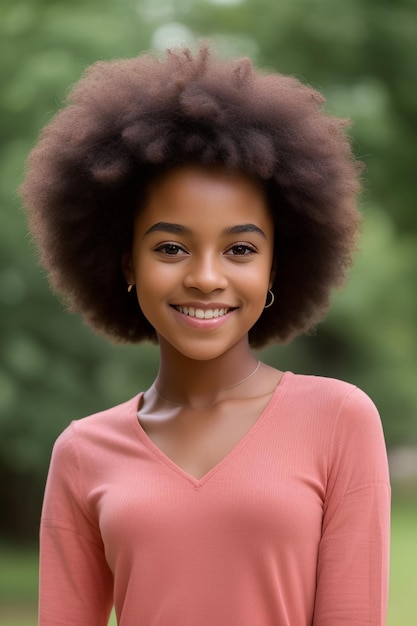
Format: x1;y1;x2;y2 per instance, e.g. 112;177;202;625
123;165;282;479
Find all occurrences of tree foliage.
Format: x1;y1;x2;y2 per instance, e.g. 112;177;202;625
1;0;416;540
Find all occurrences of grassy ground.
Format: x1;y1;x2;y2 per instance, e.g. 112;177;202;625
386;497;417;625
0;548;38;626
1;499;416;625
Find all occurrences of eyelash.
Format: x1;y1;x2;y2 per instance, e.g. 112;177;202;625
227;243;257;256
154;243;186;256
154;243;257;257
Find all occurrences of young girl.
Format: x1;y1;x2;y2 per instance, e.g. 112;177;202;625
21;46;390;625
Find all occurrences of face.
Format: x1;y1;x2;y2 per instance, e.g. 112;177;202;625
123;165;275;362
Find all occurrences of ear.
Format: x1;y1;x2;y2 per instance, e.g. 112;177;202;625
121;252;135;285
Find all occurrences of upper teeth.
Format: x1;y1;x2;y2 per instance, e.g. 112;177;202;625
176;306;229;319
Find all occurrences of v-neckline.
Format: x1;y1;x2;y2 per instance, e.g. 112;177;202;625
131;371;291;488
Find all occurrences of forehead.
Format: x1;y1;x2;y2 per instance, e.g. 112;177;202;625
136;165;273;233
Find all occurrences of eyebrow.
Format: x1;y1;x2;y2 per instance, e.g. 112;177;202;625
144;222;267;239
144;222;192;236
224;224;266;239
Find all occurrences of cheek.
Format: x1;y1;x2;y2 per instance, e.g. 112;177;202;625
134;253;172;287
239;259;272;291
133;260;178;320
141;267;183;304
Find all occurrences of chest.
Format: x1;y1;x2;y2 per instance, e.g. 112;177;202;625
137;394;273;480
98;422;325;577
90;396;328;583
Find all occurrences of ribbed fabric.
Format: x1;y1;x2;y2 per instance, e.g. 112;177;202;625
39;372;390;625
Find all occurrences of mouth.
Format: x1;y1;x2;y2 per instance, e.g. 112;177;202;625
172;305;235;320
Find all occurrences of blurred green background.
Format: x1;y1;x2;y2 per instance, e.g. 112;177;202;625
1;0;416;623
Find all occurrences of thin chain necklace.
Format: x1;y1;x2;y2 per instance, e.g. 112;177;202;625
152;360;261;407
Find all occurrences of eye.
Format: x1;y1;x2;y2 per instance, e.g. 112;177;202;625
226;243;257;256
154;243;188;256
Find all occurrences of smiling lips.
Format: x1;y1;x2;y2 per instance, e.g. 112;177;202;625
174;305;234;319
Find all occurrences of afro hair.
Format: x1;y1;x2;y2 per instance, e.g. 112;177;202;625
21;45;363;348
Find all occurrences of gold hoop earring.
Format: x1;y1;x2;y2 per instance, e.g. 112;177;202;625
264;289;275;309
127;283;135;293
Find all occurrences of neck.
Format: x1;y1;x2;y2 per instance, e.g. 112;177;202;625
153;339;260;407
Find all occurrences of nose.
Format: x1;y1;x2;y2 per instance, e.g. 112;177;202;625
183;253;228;293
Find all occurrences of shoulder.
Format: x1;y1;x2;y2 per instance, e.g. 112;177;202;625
282;372;382;435
284;372;355;395
281;374;389;487
283;371;374;410
296;374;387;465
52;393;142;457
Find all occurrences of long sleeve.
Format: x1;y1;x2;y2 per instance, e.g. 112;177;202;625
39;426;114;626
37;376;390;625
313;387;391;625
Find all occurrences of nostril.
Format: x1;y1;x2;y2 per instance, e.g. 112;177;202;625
183;273;228;292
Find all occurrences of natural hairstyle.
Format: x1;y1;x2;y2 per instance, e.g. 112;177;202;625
21;45;362;348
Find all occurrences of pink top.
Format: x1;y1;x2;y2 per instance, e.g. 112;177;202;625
39;372;390;625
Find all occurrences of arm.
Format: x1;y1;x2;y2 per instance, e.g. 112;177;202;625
39;427;113;626
313;388;391;625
